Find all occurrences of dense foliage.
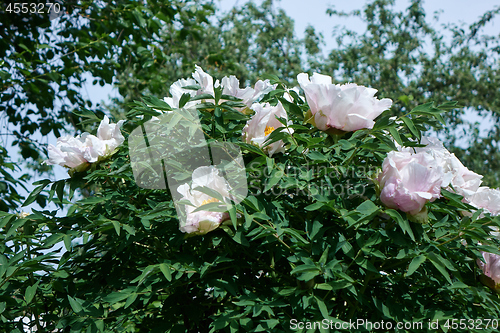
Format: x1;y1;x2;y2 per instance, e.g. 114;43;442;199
1;0;500;332
2;66;500;332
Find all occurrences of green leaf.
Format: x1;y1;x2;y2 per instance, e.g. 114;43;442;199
427;254;452;284
234;142;267;157
407;255;426;277
178;93;191;108
290;264;318;275
124;293;138;309
315;296;330;319
191;93;215;101
356;200;379;216
96;320;104;332
192;185;225;203
319;246;329;265
264;168;283;192
307;151;328;161
22;180;51;207
278;97;304;118
228;203;238;229
159;263;172;282
122;224;136;236
315;280;351;291
18;43;31;53
25;281;40;304
385;209;415;241
68;296;84;314
440;189;469;209
111;221;120;236
305;202;324;211
283;228;310;245
388;126;403;146
409;102;434;114
401;117;420;140
72;108;100;119
63;234;72;251
131;266;156;285
77;196;106;205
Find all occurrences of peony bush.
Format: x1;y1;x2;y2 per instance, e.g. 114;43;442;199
3;66;500;332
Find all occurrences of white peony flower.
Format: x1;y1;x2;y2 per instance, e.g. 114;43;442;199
46;135;90;170
221;75;276;111
297;72;392;132
176;166;232;235
163;67;275;113
163;77;199;109
163;65;219;109
45;116;124;171
242;102;294;157
379;150;448;215
192;64;218;96
97;116;125;156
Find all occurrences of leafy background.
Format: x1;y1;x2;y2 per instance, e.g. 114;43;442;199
1;0;500;331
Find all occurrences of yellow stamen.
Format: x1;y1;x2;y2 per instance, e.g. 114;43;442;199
264;126;275;136
201;197;219;205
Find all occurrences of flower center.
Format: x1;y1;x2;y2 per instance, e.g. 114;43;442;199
201;197;219;205
264;126;275;136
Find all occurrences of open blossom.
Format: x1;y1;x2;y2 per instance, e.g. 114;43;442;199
242;102;294;157
163;65;218;109
46;135;91;170
163;66;277;113
464;187;500;216
477;252;500;291
45;116;124;171
192;64;217;95
400;137;483;197
97;115;125;155
176;166;232;235
163;77;199;109
379;150;448;215
221;75;276;111
297;72;392;132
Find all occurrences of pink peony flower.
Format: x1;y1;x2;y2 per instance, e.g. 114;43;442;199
477;252;500;291
379;151;447;215
400;136;483;197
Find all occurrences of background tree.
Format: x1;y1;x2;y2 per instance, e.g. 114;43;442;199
322;0;500;185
